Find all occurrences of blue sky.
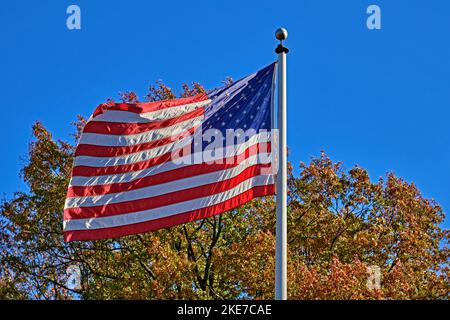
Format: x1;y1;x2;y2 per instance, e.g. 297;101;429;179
0;0;449;227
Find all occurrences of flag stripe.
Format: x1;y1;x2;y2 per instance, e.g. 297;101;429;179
73;135;192;167
64;184;274;241
78;115;204;147
65;166;271;219
69;142;270;188
74;127;196;157
68;143;271;196
92;98;210;123
72;148;179;177
71;133;271;177
66;154;271;208
95;93;209;115
64;174;274;226
84;107;204;135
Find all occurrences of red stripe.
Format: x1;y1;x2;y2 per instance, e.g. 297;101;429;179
68;142;271;197
75;127;196;157
64;165;270;220
64;184;274;242
97;93;208;115
83;108;204;135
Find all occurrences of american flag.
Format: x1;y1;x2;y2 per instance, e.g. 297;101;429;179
63;63;276;241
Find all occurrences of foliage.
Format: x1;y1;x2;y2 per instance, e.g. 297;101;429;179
0;83;448;300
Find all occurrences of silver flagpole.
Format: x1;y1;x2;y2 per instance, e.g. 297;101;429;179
275;27;288;300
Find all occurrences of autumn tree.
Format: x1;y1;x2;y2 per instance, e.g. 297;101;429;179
0;81;448;300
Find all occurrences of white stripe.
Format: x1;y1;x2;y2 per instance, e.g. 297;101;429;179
71;132;272;174
66;153;270;208
63;175;274;231
79;115;204;147
92;99;211;123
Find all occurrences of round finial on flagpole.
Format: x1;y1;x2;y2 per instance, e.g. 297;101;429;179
275;28;288;41
275;28;289;54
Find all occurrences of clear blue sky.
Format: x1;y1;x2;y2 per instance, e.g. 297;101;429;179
0;0;449;227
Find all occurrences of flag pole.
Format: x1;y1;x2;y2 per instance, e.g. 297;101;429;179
275;27;288;300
